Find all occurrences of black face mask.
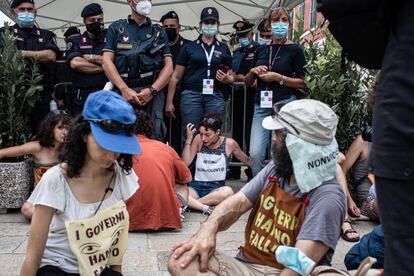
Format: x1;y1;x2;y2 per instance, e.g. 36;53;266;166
164;27;178;42
86;22;104;37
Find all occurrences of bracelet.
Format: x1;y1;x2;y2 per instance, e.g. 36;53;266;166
279;75;287;85
185;143;191;146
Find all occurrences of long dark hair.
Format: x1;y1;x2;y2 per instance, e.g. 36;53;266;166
37;111;72;148
59;116;132;178
134;110;154;137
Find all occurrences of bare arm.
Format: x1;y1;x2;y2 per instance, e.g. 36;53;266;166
152;56;173;91
70;57;103;74
0;141;41;160
20;205;55;276
82;54;103;65
165;65;185;117
22;50;56;63
181;123;198;166
341;135;366;175
228;138;250;166
171;192;253;271
279;240;329;276
245;65;267;87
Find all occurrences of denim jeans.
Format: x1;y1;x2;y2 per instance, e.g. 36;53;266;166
249;104;273;176
249;95;297;176
180;90;225;143
190;180;225;198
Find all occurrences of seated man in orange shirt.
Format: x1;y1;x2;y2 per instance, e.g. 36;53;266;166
127;110;192;231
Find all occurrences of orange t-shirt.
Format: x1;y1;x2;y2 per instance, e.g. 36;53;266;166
127;135;191;231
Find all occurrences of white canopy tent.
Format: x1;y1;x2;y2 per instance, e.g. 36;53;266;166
0;0;304;47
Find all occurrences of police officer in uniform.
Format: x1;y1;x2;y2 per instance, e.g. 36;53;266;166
227;21;259;180
66;3;108;114
161;11;190;153
0;0;59;132
54;27;81;111
102;0;173;141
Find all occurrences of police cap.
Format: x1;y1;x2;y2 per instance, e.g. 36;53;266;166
233;20;254;36
81;3;103;18
63;26;81;38
200;7;219;22
160;11;179;23
11;0;34;9
258;19;270;32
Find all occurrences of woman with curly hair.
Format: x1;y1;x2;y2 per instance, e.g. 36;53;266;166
0;111;72;220
21;91;141;276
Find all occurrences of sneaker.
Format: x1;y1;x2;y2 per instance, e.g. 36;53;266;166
202;206;214;216
179;205;188;222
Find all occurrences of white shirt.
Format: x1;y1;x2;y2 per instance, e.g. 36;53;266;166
28;163;139;273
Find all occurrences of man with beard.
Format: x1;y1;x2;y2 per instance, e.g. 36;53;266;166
66;3;108;114
161;11;190;153
168;99;346;276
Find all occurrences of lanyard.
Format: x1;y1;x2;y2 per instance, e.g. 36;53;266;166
201;44;215;78
268;44;283;70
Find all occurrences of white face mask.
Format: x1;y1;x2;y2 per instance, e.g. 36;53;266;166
134;0;152;16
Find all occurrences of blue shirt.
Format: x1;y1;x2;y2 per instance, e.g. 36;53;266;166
66;31;108;90
176;35;232;93
252;43;306;104
103;16;170;56
232;41;259;73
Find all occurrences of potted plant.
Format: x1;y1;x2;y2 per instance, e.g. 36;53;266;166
293;22;375;151
0;23;42;210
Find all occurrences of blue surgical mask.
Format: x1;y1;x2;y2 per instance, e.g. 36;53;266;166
271;22;289;39
276;246;316;276
258;37;272;46
201;24;218;38
239;37;250;48
17;12;35;28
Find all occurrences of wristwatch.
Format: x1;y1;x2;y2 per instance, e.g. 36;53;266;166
150;86;158;96
279;76;287;85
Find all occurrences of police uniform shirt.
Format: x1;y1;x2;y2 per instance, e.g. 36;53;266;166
252;44;306;104
103;16;171;57
0;24;59;88
66;31;108;90
170;35;190;66
176;35;232;93
232;41;259;73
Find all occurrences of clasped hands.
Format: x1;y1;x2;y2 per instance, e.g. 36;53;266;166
121;87;153;106
250;65;283;83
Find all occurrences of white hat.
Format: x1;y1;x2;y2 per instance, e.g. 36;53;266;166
262;99;338;145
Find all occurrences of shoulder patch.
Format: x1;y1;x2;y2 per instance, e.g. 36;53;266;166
66;41;73;50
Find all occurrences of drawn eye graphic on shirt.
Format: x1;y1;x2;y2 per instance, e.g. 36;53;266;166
80;242;101;255
110;226;124;246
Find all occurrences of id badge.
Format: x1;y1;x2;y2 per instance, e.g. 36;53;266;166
260;90;273;108
202;79;214;95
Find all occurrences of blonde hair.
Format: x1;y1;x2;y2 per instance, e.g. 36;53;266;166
268;7;291;26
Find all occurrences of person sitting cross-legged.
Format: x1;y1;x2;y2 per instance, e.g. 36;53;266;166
127;110;192;231
168;99;346;276
182;113;251;215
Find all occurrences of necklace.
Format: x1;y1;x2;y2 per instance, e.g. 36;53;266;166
94;170;115;215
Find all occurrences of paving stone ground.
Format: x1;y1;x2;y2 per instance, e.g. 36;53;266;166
0;179;376;276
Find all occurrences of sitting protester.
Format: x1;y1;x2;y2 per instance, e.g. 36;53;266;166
0;111;71;220
169;99;346;276
127;110;192;231
20;91;140;275
182;113;250;215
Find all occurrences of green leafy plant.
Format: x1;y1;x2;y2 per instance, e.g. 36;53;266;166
0;23;42;160
293;22;375;151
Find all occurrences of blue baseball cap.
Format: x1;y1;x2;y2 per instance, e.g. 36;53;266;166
82;90;141;155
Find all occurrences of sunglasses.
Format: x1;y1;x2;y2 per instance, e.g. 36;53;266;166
273;104;300;135
201;117;221;128
85;118;135;135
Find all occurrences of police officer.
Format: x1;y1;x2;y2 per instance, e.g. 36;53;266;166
54;27;81;110
102;0;173;141
66;3;108;114
227;21;259;180
0;0;59;132
257;19;272;46
167;7;233;146
161;11;190;153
